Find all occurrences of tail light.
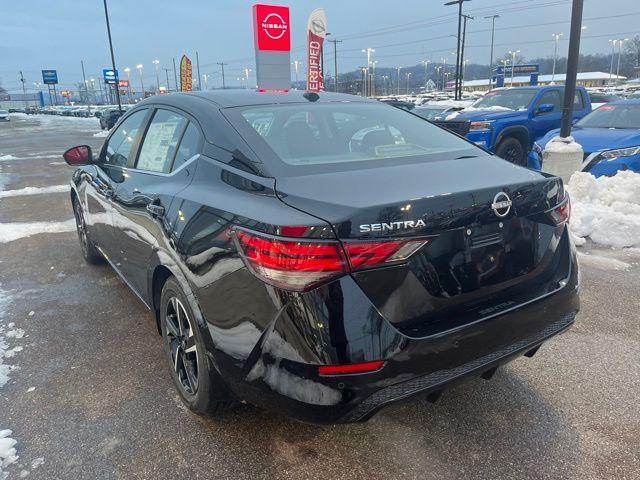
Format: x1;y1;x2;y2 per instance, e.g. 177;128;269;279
232;228;433;292
549;195;571;225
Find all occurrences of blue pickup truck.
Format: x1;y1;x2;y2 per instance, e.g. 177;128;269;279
434;86;591;165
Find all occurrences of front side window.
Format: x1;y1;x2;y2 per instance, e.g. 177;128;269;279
103;110;147;166
224;102;475;170
536;90;562;113
137;109;188;173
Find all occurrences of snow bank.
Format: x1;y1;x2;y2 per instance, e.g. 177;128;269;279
0;155;18;161
567;171;640;248
93;130;109;137
0;185;69;198
0;219;76;243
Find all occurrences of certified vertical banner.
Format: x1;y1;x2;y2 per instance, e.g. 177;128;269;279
306;8;327;92
180;55;193;92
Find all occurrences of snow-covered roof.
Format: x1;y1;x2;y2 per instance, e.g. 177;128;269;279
463;71;627;88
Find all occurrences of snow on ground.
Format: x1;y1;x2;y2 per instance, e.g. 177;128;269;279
0;185;68;198
1;286;23;477
567;171;640;248
0;219;76;243
0;156;18;162
0;430;18;476
93;130;109;137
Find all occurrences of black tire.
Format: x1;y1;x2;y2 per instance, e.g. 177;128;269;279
72;197;103;264
160;276;234;415
496;137;526;166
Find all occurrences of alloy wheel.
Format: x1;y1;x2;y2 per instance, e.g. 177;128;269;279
165;297;199;395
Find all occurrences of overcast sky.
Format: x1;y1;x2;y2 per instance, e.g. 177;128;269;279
1;0;639;91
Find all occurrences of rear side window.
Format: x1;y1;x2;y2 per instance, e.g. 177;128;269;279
172;123;202;171
574;91;585;109
137;109;188;173
103;109;147;166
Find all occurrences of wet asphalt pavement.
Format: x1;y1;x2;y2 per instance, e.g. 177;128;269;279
0;113;639;480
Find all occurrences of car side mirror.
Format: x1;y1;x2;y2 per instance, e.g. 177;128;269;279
536;103;555;115
63;145;93;166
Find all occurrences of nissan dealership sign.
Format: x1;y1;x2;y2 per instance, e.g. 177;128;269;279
253;3;291;90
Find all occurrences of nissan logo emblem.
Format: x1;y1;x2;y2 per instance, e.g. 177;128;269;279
261;13;288;40
491;192;512;218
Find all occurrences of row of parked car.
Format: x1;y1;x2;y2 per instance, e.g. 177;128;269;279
380;86;640;177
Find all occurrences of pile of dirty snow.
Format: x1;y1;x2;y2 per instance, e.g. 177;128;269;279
567;170;640;248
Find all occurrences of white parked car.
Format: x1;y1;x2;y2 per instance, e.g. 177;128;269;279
0;109;9;121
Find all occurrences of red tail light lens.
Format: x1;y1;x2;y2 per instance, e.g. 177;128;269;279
233;230;348;291
233;228;433;292
550;196;571;225
318;360;385;376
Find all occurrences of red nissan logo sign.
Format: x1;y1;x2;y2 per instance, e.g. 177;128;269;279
253;4;291;51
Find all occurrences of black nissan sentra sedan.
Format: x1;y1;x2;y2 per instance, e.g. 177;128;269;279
63;90;579;423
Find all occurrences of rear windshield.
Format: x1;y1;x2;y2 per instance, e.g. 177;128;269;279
576;103;640;129
223;102;476;170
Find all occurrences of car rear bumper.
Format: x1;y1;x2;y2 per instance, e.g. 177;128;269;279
221;249;580;424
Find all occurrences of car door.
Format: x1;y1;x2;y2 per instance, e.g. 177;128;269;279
530;89;563;141
84;108;150;259
109;106;203;299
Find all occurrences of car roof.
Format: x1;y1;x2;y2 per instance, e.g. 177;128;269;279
607;98;640;105
138;90;375;109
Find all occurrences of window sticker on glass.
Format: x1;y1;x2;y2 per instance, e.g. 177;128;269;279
137;110;187;173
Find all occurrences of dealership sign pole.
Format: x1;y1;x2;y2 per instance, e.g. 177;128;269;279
252;3;291;91
306;8;327;92
180;55;193;92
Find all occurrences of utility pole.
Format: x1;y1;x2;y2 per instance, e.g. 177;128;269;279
217;62;228;89
445;0;470;101
485;14;499;89
560;0;584;138
328;39;342;93
102;0;122;111
163;68;171;92
19;71;26;96
459;14;473;96
551;33;563;82
173;58;179;92
196;51;202;91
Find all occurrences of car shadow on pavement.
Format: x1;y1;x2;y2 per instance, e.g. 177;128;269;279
190;367;580;479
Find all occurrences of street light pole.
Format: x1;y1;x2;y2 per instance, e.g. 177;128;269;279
152;59;160;93
551;33;563;82
508;50;520;86
396;66;402;95
444;0;470;101
163;68;171;92
560;0;584;138
102;0;122;111
441;57;447;91
608;39;617;85
422;60;431;91
484;14;499;89
136;64;144;99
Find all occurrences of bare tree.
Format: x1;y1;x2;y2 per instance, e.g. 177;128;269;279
626;35;640;68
